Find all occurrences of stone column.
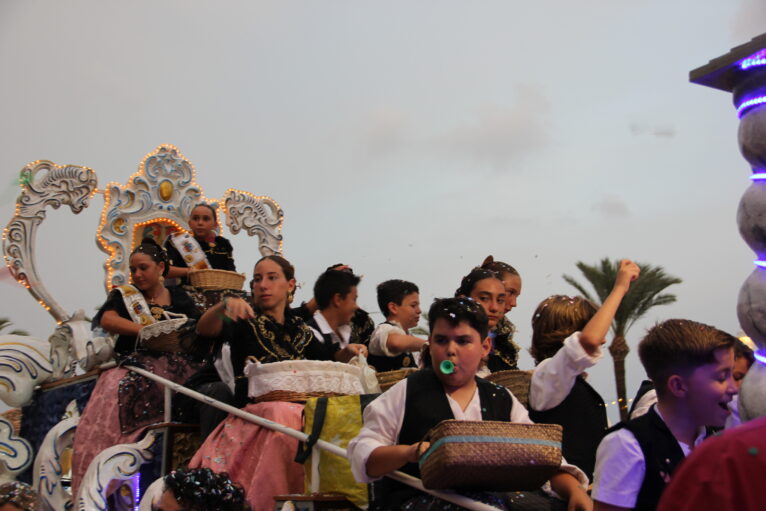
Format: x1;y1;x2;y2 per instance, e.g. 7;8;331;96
691;33;766;420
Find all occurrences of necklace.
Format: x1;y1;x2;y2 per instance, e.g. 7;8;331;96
145;287;166;304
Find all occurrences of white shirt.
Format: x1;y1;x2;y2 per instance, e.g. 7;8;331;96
529;332;603;412
368;321;406;357
346;377;588;493
591;406;706;508
310;310;351;349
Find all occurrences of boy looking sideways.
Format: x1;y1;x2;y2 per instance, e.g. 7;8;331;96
592;319;738;511
367;279;426;371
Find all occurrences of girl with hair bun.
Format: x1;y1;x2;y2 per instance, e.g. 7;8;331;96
480;255;523;371
72;238;202;499
95;238;198;355
454;265;517;373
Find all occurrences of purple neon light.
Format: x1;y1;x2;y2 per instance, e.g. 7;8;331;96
133;473;141;511
755;260;766;268
741;49;766;70
750;173;766;180
755;350;766;366
737;96;766;118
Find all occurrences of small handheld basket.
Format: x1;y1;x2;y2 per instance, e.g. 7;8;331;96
418;420;563;491
137;312;194;353
188;269;246;290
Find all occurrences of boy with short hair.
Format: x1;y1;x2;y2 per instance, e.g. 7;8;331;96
592;319;738;511
348;297;591;510
308;268;368;361
367;279;426;371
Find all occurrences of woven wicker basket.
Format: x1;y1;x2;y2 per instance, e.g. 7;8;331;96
376;368;417;392
484;370;533;409
189;269;246;290
419;420;563;491
137;313;192;353
253;390;347;403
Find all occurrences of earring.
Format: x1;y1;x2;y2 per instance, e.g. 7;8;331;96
287;291;294;304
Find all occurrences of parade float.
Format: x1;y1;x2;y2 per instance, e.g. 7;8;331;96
0;144;283;509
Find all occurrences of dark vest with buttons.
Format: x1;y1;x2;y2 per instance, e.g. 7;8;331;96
366;322;416;372
371;369;513;510
528;375;607;482
608;406;687;511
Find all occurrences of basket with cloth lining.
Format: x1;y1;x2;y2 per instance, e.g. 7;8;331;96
418;420;563;491
137;312;196;353
244;359;367;403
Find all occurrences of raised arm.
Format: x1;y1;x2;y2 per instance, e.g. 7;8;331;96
385;333;427;354
579;259;640;355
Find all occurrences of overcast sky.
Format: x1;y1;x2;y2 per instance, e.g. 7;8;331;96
2;0;765;422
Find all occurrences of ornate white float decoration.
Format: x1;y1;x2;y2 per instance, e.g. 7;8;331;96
75;432;157;511
0;144;286;508
138;477;165;511
0;335;55;407
33;401;80;511
0;417;33;484
96;144;283;291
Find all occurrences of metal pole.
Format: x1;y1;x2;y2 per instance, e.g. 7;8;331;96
124;365;502;511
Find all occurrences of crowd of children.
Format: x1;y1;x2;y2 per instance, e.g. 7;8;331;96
18;202;755;510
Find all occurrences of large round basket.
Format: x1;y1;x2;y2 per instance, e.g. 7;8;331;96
189;269;246;290
376;368;417;392
244;359;366;402
484;370;533;408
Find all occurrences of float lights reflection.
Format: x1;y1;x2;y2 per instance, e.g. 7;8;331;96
737;96;766;118
754;260;766;268
754;350;766;366
750;173;766;181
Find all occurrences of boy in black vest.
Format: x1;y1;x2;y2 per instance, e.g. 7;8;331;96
348;297;591;510
367;279;426;372
592;319;738;511
307;268;368;361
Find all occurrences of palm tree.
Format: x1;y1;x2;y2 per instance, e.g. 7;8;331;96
563;259;681;421
0;317;28;336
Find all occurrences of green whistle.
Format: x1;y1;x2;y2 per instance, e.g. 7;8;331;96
439;360;455;375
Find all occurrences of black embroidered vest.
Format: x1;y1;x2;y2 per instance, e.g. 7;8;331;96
608;406;687;511
371;369;512;510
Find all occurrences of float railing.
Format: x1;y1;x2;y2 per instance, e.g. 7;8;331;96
124;365;501;511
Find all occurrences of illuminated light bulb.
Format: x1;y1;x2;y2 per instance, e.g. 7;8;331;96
755;350;766;365
750;173;766;181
